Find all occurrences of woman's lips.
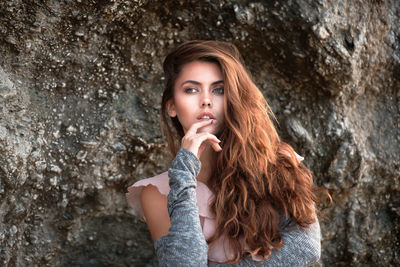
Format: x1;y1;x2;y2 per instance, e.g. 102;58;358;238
197;112;215;120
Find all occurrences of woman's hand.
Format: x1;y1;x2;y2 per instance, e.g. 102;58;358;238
181;119;222;158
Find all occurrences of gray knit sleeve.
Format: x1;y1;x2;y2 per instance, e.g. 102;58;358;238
154;148;208;267
217;216;321;267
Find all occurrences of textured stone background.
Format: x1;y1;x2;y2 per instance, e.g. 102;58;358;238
0;0;399;266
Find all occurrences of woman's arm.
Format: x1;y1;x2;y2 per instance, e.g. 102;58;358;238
147;147;321;266
154;148;208;267
217;217;321;267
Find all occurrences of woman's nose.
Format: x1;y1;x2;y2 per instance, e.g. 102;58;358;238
201;97;212;107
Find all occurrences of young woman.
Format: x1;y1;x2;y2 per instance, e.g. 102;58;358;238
126;40;327;266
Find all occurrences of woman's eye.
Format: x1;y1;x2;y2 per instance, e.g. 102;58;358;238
213;87;224;95
184;87;197;93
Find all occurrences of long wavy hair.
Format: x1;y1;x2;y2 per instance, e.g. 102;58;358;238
161;40;328;263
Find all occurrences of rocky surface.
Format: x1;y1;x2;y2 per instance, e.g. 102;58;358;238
0;0;399;266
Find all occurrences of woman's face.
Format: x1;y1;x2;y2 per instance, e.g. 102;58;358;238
167;60;225;135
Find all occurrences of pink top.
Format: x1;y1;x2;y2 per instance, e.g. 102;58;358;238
125;151;304;264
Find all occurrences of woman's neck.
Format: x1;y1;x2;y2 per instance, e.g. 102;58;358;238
196;145;217;185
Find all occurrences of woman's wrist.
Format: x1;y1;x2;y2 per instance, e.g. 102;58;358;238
173;148;202;176
178;147;199;160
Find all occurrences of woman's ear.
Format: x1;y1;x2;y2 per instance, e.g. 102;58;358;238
166;99;177;118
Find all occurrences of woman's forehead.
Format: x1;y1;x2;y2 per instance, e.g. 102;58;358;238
175;61;223;84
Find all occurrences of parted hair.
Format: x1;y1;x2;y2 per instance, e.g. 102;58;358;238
160;40;327;263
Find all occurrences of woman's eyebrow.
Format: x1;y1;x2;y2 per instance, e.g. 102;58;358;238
180;80;224;86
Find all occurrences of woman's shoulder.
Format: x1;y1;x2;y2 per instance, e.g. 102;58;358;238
133;171;170;194
125;170;215;220
125;171;170;218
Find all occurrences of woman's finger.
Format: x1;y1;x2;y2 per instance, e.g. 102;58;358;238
193;133;222;155
186;119;216;135
211;142;222;152
195;132;221;145
181;132;221;157
182;132;219;149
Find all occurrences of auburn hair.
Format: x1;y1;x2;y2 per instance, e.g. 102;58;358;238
160;40;328;263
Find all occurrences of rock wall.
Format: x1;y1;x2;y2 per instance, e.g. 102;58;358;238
0;0;399;266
